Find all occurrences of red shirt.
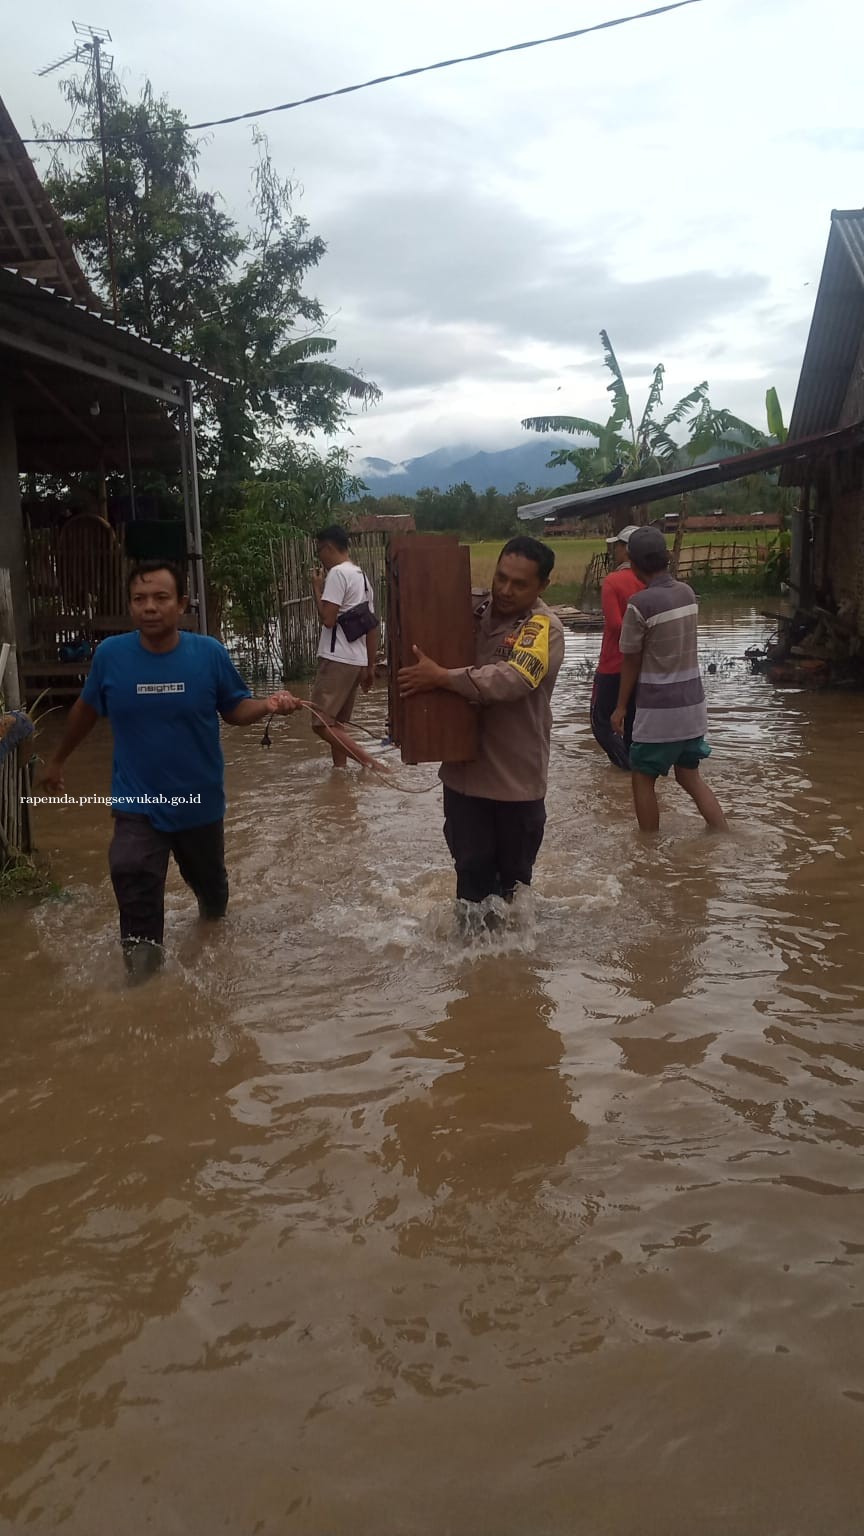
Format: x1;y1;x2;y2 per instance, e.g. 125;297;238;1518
597;565;645;674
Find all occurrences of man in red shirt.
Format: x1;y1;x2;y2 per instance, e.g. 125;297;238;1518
590;526;644;770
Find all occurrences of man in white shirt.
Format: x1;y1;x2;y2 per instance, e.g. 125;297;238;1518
310;524;378;767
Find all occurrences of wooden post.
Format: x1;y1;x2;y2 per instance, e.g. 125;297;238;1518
0;567;21;709
0;387;30;663
0;562;30;861
96;459;109;521
671;494;687;575
182;381;208;636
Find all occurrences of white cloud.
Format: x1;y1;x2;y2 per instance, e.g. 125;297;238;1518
4;0;863;459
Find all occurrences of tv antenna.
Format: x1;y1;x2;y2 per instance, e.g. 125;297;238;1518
37;23;119;319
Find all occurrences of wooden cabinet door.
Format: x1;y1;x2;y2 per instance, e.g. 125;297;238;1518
387;536;479;765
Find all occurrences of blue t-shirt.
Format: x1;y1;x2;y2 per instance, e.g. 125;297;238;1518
81;631;250;831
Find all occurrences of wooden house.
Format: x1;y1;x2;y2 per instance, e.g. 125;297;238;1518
0;94;220;704
780;210;864;649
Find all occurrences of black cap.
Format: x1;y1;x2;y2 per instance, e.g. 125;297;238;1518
628;525;668;562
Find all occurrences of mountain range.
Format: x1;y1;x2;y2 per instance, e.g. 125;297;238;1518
353;440;578;498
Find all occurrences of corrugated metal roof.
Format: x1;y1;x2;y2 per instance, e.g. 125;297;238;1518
517;423;864;522
0;94;97;308
0;96;228;389
833;209;864;285
784;210;864;443
0;264;228;387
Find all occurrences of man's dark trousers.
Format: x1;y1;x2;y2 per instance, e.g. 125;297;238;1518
590;671;636;771
109;814;229;946
443;787;546;904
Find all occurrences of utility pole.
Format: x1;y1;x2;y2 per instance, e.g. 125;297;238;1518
39;25;118;316
38;25;136;517
89;31;119;320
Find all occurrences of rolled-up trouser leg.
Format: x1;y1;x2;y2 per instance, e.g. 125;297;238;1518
442;787;500;903
171;820;229;919
109;814;171;946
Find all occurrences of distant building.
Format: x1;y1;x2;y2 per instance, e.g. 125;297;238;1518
349;513;416;534
678;514;781;533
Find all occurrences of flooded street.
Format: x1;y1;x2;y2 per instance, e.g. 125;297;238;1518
2;604;864;1534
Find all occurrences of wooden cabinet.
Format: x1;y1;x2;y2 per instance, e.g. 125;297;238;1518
386;536;479;765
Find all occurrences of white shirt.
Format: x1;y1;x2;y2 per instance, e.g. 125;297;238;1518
317;561;373;666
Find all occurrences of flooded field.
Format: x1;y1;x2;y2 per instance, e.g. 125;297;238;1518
1;604;863;1534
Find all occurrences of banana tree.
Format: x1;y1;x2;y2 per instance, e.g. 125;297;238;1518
523;331;714;490
765;387;787;443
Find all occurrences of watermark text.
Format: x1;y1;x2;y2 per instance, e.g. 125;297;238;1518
23;793;203;808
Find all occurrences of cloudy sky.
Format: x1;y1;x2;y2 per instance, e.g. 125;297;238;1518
4;0;863;462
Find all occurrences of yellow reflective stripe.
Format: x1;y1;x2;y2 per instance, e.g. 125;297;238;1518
507;614;550;689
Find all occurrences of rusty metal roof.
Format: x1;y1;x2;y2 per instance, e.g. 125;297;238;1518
0;269;227;473
6;355;185;474
517;422;864;522
784;210;864;442
0;264;227;387
0;94;97;307
0;96;228;389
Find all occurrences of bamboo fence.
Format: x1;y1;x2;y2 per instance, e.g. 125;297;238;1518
580;550;610;599
25;515;126;638
674;542;768;579
581;541;769;594
21;516;202;698
270;531;388;678
0;569;32;862
0;746;30;863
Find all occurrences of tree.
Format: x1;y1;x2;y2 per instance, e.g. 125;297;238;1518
206;441;364;642
40;70;380;525
522;330;765;489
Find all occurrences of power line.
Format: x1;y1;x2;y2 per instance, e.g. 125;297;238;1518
20;0;705;146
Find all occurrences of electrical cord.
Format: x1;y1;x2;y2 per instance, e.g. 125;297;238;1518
261;701;441;793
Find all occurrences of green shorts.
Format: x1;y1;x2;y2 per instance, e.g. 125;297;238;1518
630;736;711;778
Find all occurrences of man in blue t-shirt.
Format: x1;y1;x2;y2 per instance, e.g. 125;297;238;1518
43;560;301;981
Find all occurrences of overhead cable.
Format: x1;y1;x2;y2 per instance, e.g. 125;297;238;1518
20;0;705;146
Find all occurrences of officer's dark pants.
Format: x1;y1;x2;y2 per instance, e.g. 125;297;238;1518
590;670;636;771
109;814;229;947
443;787;546;904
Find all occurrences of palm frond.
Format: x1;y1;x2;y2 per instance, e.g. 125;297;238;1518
522;414;605;437
718;412;767;450
637;363;665;436
599;329;633;436
643;423;680;465
273;359;381;404
660;381;709;429
276;336;340;363
685;407;766;460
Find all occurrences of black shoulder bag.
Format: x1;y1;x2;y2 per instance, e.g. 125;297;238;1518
331;572;380;652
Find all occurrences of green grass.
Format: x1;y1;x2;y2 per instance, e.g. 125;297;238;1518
544;582;590;607
469;537;605;587
468;531;767;590
0;856;65;904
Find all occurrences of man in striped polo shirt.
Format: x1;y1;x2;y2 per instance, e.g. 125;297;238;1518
611;525;727;833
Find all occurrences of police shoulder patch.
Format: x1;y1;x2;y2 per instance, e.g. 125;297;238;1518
507;614;551;689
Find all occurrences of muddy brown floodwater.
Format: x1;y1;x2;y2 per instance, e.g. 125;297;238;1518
1;604;864;1535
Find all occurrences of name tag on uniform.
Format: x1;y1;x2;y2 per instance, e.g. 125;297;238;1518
136;683;186;695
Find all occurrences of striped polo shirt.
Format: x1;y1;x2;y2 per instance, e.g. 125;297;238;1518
619;572;708;744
